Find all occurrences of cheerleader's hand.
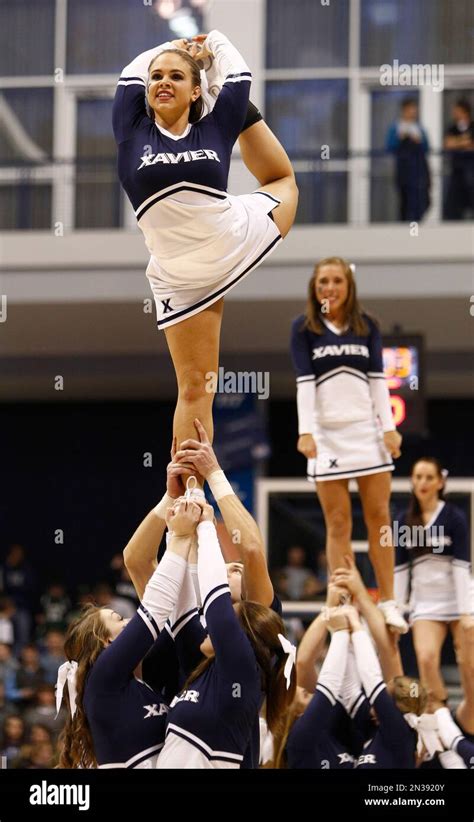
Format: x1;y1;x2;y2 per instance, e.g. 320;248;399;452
383;430;402;459
199;502;215;523
297;434;317;459
170;39;191;51
166;499;201;536
326;582;350;608
325;607;349;633
331;555;365;599
189;34;212;62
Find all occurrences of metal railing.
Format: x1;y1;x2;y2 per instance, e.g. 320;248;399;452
0;150;472;230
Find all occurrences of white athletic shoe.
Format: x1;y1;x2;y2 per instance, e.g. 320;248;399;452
378;599;409;634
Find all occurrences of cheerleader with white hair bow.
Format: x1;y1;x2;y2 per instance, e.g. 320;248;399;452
56;499;202;769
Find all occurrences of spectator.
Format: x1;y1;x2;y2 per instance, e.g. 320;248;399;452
0;642;19;682
0;544;37;651
39;630;66;685
27;723;53;746
23;684;66;739
443;97;474;220
0;715;25;767
5;644;45;708
65;587;94;626
108;554;139;606
13;724;53;768
273;546;325;601
19;741;56;769
0;681;15;728
385;97;430;222
36;582;71;637
0;596;15;646
92;582;136;620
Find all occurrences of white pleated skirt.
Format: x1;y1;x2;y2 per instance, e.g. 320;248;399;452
307;417;394;483
146;190;282;330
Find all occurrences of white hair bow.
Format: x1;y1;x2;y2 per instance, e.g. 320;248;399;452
404;712;444;758
55;660;79;718
277;633;296;690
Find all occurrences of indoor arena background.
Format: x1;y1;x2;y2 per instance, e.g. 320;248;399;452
0;0;472;771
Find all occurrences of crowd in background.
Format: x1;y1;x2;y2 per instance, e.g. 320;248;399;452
0;543;139;768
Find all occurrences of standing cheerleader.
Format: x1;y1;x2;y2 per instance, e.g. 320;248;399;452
394;458;474;732
290;257;406;632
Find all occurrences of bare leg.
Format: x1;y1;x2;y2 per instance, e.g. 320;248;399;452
164;299;224;479
238;120;298;238
357;471;394;601
451;620;474;733
412;620;449;703
316;479;352;573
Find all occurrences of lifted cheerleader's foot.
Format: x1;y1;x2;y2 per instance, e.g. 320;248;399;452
184;476;206;504
378;600;409;634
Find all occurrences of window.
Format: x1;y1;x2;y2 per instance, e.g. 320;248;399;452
75;98;121;228
0;0;55;77
370;89;420;222
266;79;348;222
0;89;53;161
0;184;52;229
360;0;474;66
266;0;349;69
0;88;53;228
66;0;204;75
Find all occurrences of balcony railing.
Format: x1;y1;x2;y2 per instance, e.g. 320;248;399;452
0;150;472;230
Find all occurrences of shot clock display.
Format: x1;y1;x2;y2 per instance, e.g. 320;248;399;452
382;335;426;434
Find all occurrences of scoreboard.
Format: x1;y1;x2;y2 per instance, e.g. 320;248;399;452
382;334;426;434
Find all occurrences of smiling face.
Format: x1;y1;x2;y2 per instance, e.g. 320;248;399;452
411;460;444;507
315;263;349;319
147;51;201;126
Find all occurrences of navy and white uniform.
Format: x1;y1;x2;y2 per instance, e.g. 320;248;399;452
436;708;474;769
287;631;355;769
142;528;282;769
351;630;417;769
394;501;473;622
83;551;187;768
113;31;281;329
290;313;395;482
157;521;262;768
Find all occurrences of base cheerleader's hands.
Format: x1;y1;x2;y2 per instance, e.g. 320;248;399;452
166;437;194;499
165;499;202;536
199;502;216;524
383;430;402;459
337;604;363;633
331;555;365;599
326;581;351;608
174;419;220;480
324;607;349;633
297;434;317;459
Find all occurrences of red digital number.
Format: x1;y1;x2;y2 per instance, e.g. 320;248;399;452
390;395;406;426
